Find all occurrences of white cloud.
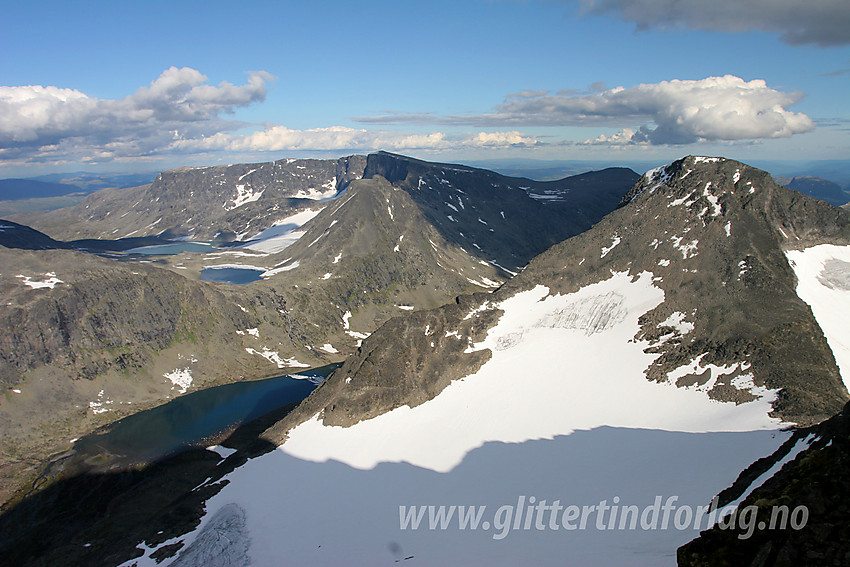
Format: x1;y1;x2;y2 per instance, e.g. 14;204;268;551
178;126;540;153
0;68;544;167
468;131;540;147
358;75;815;146
581;128;637;145
0;67;273;162
575;0;850;47
1;67;816;168
0;85;95;144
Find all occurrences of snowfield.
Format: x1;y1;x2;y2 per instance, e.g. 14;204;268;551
282;271;782;472
242;209;321;254
224;184;264;211
786;244;850;389
123;269;793;566
163;368;193;393
16;272;64;289
124;429;789;567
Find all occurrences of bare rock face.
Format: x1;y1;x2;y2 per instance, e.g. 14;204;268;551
364;151;640;274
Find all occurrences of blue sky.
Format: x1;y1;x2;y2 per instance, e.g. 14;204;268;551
1;0;848;176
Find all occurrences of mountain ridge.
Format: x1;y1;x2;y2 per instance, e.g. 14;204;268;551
0;152;638;510
14;156;368;241
263;155;850;451
3;154;850;566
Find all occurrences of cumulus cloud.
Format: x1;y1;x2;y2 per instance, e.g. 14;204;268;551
358;75;815;145
575;0;850;47
0;68;544;166
176;126;540;153
0;67;273;162
581;128;638;146
467;131;540;147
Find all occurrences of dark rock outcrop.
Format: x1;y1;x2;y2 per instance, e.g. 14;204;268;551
678;401;850;567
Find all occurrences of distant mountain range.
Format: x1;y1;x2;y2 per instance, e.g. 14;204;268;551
0;179;85;201
0;173;159;218
774;175;850;207
13;172;157;193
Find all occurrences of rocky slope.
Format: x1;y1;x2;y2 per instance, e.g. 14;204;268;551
1;151;639;387
265;155;850;446
16;156;367;241
216;153;638;341
363;151;639;273
0;152;638;510
0;244;331;507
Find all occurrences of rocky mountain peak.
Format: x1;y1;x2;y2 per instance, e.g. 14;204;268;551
363;151;640;273
624;156;759;205
622;155;850;251
263;155;850;445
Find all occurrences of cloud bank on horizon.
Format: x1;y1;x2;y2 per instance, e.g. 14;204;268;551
0;66;542;166
0;69;816;167
358;76;815;146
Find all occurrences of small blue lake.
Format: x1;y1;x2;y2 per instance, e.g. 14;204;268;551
74;365;337;467
200;266;265;284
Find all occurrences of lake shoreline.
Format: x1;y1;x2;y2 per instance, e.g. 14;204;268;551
0;365;340;567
